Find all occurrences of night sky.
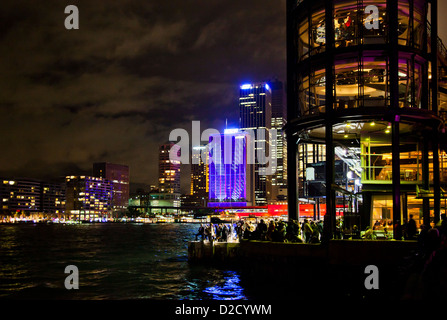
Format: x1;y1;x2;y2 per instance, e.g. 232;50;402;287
0;1;446;193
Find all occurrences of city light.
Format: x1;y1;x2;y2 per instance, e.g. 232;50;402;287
240;84;252;90
224;128;239;134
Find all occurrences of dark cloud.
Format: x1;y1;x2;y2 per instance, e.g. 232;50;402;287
4;1;443;193
0;0;286;192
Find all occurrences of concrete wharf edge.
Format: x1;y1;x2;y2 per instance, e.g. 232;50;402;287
188;239;419;268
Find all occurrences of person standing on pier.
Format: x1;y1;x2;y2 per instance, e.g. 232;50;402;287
204;224;211;241
195;224;205;241
303;219;313;243
407;214;417;240
222;224;229;242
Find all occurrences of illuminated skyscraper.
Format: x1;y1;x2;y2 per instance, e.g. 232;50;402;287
208;129;254;207
269;79;288;200
190;145;209;205
239;82;272;206
158;143;181;194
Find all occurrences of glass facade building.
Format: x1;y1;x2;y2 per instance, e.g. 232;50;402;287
286;0;447;238
208;130;255;207
239;83;272;206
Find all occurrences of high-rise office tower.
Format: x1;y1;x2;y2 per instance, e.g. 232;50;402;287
239;82;272;206
93;162;129;213
190;145;209;204
208;129;254;207
158;143;181;194
269;79;288;200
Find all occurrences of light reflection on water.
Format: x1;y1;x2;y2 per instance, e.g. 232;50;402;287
0;223;248;300
203;271;246;300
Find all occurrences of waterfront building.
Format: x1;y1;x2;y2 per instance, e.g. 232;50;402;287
129;191;180;215
286;0;447;238
208;129;255;207
239;82;273;206
158;143;181;194
65;176;112;221
0;178;65;217
1;178;41;214
93;162;130;215
41;181;65;216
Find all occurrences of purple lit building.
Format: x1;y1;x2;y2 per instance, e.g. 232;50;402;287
208;129;254;207
93;162;129;215
239;82;272;206
65;176;112;221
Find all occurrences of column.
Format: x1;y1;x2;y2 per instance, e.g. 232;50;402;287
286;0;299;221
431;0;441;224
389;0;401;239
287;137;298;221
423;136;431;226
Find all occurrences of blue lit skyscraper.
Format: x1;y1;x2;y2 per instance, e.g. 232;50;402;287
239;82;272;206
208;129;254;207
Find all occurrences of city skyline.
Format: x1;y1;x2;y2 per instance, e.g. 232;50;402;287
1;0;447;195
0;0;289;194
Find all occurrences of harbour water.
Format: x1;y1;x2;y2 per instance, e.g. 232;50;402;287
0;223;249;300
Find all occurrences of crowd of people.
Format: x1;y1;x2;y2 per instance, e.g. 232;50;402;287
195;218;325;244
194;214;447;245
196;215;446;243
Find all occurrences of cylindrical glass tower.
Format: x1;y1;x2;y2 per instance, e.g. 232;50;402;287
286;0;447;239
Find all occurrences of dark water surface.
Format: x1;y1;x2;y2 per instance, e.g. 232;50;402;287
0;223;248;300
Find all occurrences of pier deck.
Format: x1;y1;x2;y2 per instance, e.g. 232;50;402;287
188;239;418;267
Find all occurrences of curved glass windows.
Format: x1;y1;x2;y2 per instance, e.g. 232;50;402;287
296;0;427;61
398;1;410;46
398;0;427;48
334;52;389;109
334;0;357;48
297;6;325;61
398;53;424;108
298;51;425;116
298;18;310;61
412;1;425;49
298;67;326;116
334;55;362;109
311;8;326;53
